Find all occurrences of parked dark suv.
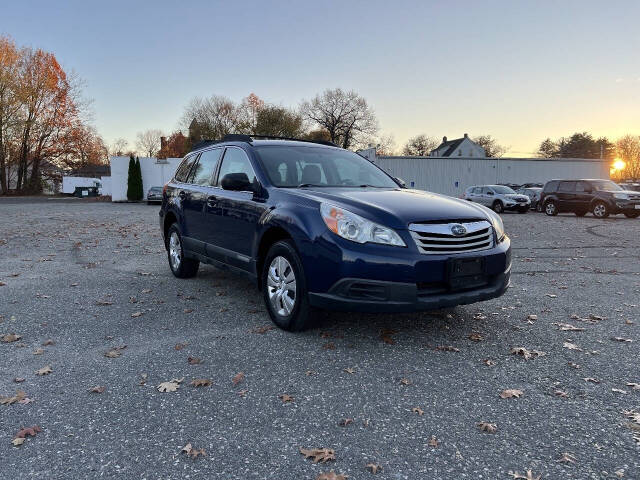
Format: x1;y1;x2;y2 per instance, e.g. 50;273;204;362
159;135;511;331
540;179;640;218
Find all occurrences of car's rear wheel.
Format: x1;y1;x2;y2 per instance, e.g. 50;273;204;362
624;211;640;218
592;202;609;218
536;203;543;213
167;224;199;278
262;240;314;331
492;201;504;213
544;201;558;216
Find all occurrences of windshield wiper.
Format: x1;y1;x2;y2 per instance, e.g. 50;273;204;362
297;183;323;188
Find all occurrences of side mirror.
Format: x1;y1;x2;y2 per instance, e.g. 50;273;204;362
487;191;494;196
221;173;252;191
394;177;406;188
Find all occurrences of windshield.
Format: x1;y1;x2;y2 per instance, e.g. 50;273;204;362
491;186;516;194
254;146;399;188
591;180;623;191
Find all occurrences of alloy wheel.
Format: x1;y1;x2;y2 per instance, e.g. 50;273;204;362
545;202;556;215
169;232;181;269
593;203;607;218
267;256;297;317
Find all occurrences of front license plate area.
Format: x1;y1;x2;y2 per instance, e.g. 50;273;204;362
635;204;640;210
446;257;487;291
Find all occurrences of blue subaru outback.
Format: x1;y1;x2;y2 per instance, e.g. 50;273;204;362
159;135;511;331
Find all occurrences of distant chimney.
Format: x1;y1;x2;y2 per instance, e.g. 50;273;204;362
442;136;447;143
160;136;167;149
463;133;468;138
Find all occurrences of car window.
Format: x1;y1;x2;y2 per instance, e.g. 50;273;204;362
558;181;576;192
591;180;623;191
492;186;516;194
576;181;590;192
174;154;198;183
191;148;223;186
473;187;481;194
543;181;558;192
217;147;256;186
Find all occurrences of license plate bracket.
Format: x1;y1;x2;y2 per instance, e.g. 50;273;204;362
446;257;487;291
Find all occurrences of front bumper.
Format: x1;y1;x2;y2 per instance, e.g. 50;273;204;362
504;201;530;211
305;234;511;313
613;199;640;212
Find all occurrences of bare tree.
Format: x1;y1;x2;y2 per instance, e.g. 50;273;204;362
402;134;439;156
300;88;378;149
135;129;164;157
376;133;396;156
616;135;640;179
109;137;129;156
472;135;507;158
181;95;242;142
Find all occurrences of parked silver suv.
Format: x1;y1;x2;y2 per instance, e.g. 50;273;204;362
463;185;530;213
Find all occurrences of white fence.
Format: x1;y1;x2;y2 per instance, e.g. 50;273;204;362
109;156;182;202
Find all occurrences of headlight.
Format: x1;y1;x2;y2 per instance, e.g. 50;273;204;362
320;203;406;247
486;210;505;243
613;193;628;199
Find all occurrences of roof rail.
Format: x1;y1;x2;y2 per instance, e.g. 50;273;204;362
190;134;338;152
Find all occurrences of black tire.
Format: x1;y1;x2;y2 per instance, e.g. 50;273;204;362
166;224;199;278
536;203;543;213
574;211;587;217
261;239;315;332
592;201;609;218
492;201;504;213
544;200;558;216
624;211;640;218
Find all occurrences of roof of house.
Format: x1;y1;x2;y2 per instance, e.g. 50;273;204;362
431;137;466;156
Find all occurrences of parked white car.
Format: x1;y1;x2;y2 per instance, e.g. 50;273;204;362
463;185;530;213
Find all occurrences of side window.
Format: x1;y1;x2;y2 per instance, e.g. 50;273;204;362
544;181;559;192
576;181;589;192
473;187;481;194
558;181;576;192
173;154;198;183
191;149;222;186
216;148;256;186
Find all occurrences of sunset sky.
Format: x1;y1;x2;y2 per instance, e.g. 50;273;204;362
3;0;639;156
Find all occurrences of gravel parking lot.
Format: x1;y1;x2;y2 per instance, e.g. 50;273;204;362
1;198;639;479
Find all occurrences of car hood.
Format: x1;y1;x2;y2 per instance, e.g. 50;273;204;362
283;187;492;228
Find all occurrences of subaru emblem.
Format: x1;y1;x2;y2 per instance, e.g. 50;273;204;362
450;224;467;236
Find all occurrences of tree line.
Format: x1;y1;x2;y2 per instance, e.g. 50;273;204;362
0;36;107;194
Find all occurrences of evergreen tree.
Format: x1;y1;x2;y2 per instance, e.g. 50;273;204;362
134;157;143;200
126;155;136;201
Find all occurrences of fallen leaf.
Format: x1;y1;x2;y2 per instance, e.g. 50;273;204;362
526;314;538;322
338;418;353;427
323;342;336;350
12;438;25;446
190;378;212;387
612;388;628;394
300;447;336;463
13;378;25;383
508;470;541;480
584;377;600;384
563;341;582;351
1;333;21;343
88;386;106;393
187;356;202;365
251;325;274;334
157;381;180;392
104;350;121;358
95;300;113;306
428;435;439;447
545;294;557;298
181;442;206;459
468;332;484;342
399;378;412;386
0;390;26;405
380;328;396;344
412;407;424;416
35;365;52;376
42;339;55;346
232;372;245;385
626;383;640;390
477;422;497;433
568;362;580;369
141;289;152;294
557;452;577;463
175;342;187;350
33;348;44;355
510;347;545;360
611;337;632;343
483;359;496;366
366;463;383;474
279;393;294;403
181;442;192;454
555;390;569;398
500;389;524;399
183;308;193;313
343;367;356;374
316;471;347;480
553;323;584;332
131;311;143;318
14;425;42;438
435;345;460;352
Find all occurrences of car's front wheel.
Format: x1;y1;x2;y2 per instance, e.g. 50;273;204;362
262;240;314;331
592;201;609;218
544;200;558;216
166;224;199;278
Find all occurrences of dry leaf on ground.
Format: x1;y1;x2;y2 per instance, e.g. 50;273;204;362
33;348;44;355
181;442;206;459
279;393;294;403
563;341;582;351
300;447;336;463
584;377;600;383
399;378;411;385
131;311;143;318
157;380;180;392
35;365;52;376
366;463;383;474
232;372;245;385
500;389;524;399
12;437;25;446
175;342;187;350
412;407;424;416
435;345;460;352
477;422;497;433
338;418;353;427
0;390;26;405
508;470;541;480
190;379;212;387
316;471;347;480
428;436;439;447
14;425;41;439
1;333;21;343
187;356;202;365
611;337;632;343
557;452;577;463
42;339;55;346
251;325;274;334
88;386;106;393
104;350;121;358
343;367;356;374
468;332;484;342
510;347;545;360
553;323;584;331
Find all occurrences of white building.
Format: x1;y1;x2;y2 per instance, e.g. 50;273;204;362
430;134;486;157
108;156;182;202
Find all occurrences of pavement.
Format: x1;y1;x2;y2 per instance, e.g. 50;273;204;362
0;198;639;479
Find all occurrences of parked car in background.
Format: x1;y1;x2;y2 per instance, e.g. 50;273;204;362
463;185;530;213
540;179;640;218
159;135;511;331
146;186;163;204
619;182;640;192
516;187;543;211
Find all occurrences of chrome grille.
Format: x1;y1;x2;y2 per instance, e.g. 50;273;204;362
409;221;493;255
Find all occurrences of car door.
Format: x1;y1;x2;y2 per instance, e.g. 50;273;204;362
185;147;224;250
574;181;592;211
205;146;265;270
178;153;205;253
482;187;495;206
557;181;576;211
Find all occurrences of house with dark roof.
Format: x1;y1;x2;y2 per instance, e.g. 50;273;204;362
430;133;486;157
